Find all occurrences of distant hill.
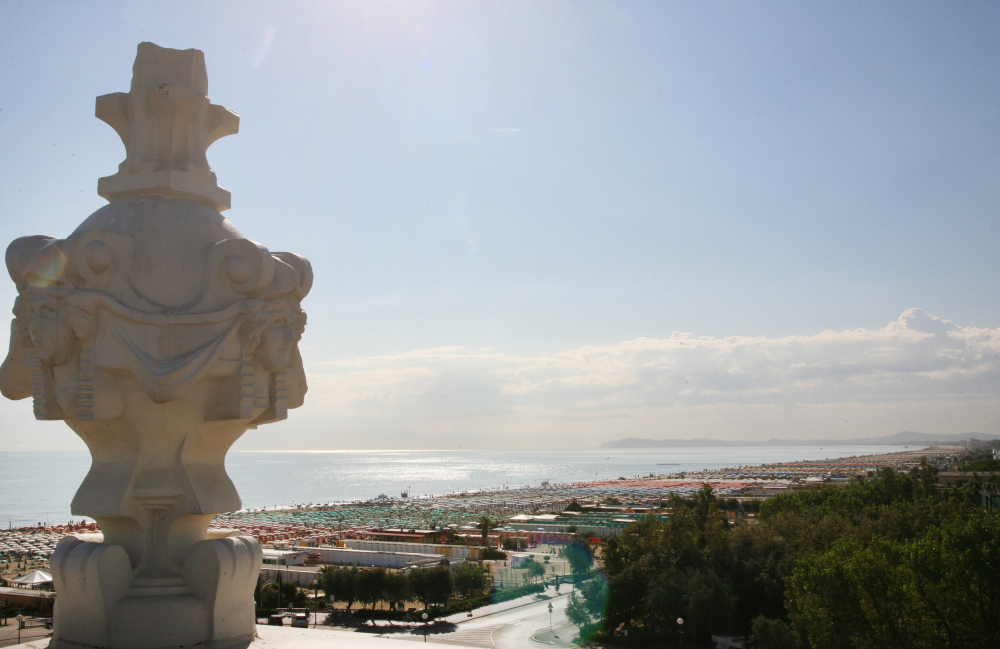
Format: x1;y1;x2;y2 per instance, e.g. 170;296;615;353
598;431;991;449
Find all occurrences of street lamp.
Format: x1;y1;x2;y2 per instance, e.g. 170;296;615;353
16;613;23;645
422;612;429;643
309;580;318;627
676;617;684;649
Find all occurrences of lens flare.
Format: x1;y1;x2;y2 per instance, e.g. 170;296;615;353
24;244;67;289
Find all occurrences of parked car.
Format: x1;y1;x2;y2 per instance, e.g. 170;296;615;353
267;615;284;626
291;613;309;628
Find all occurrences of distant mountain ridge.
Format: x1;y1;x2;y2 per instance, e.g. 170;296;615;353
599;431;990;449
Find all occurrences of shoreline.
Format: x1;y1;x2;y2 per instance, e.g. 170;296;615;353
236;444;965;510
0;444;968;536
0;444;971;582
227;443;937;511
208;445;966;541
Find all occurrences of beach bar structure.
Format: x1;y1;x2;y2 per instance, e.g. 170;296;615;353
360;528;443;544
259;545;468;584
340;539;485;560
0;586;54;615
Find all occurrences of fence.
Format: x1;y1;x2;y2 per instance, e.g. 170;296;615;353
20;618;52;629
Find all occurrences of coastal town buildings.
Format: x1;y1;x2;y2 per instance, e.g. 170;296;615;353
1;445;980;607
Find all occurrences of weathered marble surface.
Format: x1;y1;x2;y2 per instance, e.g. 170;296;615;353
0;42;310;649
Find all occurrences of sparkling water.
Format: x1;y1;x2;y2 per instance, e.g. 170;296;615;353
0;446;913;528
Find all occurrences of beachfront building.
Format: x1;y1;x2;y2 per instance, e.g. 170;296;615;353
259;547;468;585
340;539;485;560
746;484;794;498
309;546;468;570
257;538;481;585
497;512;647;540
262;549;308;567
0;585;55;616
259;565;320;587
937;471;999;488
361;528;443;544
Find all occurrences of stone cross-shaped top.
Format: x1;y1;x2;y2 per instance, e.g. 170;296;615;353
95;42;240;212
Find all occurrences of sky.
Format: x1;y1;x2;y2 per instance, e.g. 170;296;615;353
0;1;998;450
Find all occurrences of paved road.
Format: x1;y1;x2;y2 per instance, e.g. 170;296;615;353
0;620;50;649
385;593;577;649
491;596;576;649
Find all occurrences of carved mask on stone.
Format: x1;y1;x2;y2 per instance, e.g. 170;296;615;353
258;302;300;373
26;292;75;366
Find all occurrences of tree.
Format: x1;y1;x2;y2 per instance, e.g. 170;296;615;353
912;512;1000;647
683;569;736;645
408;568;433;610
259;579;303;609
454;563;488;598
917;457;940;497
384;570;410;611
528;560;546;583
428;565;455;608
749;616;797;649
355;568;388;611
478;516;495;547
641;564;686;639
319;567;358;610
317;565;336;602
592;466;998;646
409;566;454;610
715;522;796;632
566;574;607;641
564;540;593;583
957;457;1000;472
788;533;953;649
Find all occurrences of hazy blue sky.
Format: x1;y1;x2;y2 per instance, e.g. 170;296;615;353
1;1;998;450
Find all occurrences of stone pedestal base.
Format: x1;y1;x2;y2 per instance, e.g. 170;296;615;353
49;535;261;649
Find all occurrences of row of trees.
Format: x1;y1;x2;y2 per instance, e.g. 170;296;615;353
566;458;1000;648
316;563;490;613
256;578;309;610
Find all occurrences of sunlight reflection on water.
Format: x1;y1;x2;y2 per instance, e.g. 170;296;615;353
0;446;912;526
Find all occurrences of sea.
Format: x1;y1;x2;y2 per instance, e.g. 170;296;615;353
0;446;915;528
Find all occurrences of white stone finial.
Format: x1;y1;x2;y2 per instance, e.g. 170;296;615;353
95;42;239;212
0;42;311;649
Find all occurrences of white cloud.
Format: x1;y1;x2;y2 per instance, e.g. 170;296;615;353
290;309;999;448
5;309;996;450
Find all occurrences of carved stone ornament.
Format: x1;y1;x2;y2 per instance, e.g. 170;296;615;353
0;43;312;649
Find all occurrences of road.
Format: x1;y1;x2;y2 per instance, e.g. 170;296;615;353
385;592;578;649
0;619;51;649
